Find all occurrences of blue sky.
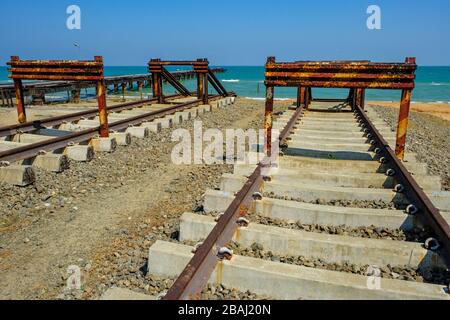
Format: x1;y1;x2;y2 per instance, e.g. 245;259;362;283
0;0;449;66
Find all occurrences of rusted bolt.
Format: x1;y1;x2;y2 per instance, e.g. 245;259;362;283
394;184;405;193
374;148;382;155
0;161;11;167
386;169;396;176
367;133;373;139
214;213;224;222
262;176;272;182
67;141;75;147
38;150;47;156
364;128;370;134
405;204;418;215
252;192;263;201
218;247;233;260
379;157;388;164
236;217;250;227
191;242;203;254
424;238;440;251
279;151;285;157
370;140;377;145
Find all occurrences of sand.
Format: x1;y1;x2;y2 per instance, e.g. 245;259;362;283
367;101;450;121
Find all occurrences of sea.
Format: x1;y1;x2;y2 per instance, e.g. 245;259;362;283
1;66;449;103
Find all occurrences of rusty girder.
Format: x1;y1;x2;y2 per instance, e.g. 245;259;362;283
263;57;417;160
7;56;110;138
148;59;230;105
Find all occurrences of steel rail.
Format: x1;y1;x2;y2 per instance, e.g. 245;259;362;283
0;95;225;163
163;106;304;300
0;93;186;137
354;104;450;266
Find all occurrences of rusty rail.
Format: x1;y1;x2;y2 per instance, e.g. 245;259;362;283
0;93;184;138
354;103;450;266
163;105;304;300
0;95;223;164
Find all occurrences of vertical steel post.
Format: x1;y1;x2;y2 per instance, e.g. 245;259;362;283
138;81;144;100
158;73;164;103
152;73;163;103
96;79;109;138
395;89;412;160
304;87;311;109
13;78;26;123
265;86;274;157
360;89;366;110
297;87;305;108
203;72;209;104
197;72;204;101
93;56;109;138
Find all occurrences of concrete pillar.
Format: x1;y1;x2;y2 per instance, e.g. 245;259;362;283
71;88;81;103
31;92;45;105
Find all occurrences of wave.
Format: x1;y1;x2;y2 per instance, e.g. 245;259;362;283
244;97;292;101
222;79;240;83
431;82;449;86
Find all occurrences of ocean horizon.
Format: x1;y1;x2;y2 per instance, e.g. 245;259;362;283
1;66;449;103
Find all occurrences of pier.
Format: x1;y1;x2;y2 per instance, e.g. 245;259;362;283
0;67;225;107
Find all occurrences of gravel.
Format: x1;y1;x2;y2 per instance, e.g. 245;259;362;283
228;241;450;286
0;97;291;300
369;105;450;190
263;192;400;210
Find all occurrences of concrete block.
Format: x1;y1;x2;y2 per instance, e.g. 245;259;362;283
29;153;69;173
179;212;444;269
147;241;450;300
203;189;428;230
110;132;132;146
90;137;117;153
153;118;173;129
198;104;212;113
219;174;409;205
126;126;149;139
140;121;162;133
0;165;35;186
175;111;191;122
162;114;182;126
65;145;94;162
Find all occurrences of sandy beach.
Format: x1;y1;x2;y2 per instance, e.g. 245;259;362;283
367;101;450;121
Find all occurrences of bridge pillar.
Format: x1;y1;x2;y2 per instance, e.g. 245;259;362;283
71;88;81;103
31;91;45;106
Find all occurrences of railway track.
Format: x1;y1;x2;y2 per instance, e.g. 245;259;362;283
0;93;235;186
144;100;450;300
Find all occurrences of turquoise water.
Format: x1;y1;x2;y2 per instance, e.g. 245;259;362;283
1;66;450;103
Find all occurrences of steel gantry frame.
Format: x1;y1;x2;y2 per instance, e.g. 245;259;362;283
148;59;229;105
264;56;417;160
7;56;110;138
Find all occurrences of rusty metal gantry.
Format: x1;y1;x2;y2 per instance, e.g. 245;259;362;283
148;59;229;104
7;56;110;138
264;57;417;160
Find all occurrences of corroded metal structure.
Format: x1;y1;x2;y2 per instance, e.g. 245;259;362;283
148;59;229;105
264;57;417;159
7;56;110;137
